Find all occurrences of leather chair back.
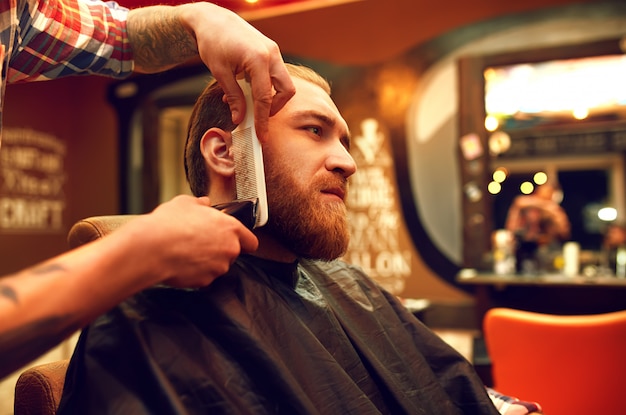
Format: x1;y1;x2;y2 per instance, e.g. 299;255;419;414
14;360;70;415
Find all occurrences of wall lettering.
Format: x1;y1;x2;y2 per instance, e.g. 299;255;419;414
0;128;67;232
344;118;412;294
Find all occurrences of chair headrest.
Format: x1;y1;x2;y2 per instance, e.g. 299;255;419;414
67;215;138;249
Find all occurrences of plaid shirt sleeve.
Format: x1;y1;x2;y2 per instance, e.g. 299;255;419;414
487;387;543;414
8;0;134;83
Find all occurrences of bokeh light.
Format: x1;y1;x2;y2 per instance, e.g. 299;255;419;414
520;181;534;194
598;207;618;222
533;171;548;185
488;181;502;194
493;167;508;183
484;115;499;132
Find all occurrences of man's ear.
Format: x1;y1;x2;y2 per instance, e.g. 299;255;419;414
200;128;235;178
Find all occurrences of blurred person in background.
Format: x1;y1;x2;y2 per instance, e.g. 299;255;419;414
506;183;571;273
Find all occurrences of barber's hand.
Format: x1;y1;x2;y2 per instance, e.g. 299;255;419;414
179;2;295;141
143;195;258;288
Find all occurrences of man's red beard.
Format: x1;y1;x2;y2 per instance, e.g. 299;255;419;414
263;160;350;261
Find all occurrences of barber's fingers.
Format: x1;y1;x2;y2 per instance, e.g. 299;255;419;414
219;61;295;142
193;196;258;253
147;195;259;288
234;219;259;254
177;3;294;139
218;74;246;124
263;53;296;117
252;58;295;141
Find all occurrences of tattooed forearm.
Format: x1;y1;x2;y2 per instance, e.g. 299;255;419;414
127;6;199;73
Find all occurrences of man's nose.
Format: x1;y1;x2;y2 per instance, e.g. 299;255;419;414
327;143;357;178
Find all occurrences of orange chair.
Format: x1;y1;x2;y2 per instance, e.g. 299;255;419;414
483;307;626;415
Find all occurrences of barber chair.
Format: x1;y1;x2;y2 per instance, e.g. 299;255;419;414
13;360;70;415
14;216;135;415
484;307;626;415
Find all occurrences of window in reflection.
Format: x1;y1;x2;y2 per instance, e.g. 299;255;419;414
485;54;626;130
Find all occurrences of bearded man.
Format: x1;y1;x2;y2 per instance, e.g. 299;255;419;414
58;64;540;415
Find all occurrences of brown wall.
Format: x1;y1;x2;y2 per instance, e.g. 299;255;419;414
1;76;118;274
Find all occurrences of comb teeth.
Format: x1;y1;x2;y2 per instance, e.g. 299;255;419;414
230;79;268;228
232;127;258;201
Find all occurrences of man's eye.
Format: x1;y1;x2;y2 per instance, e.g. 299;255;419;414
305;126;322;136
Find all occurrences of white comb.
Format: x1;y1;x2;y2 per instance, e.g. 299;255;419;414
230;79;268;228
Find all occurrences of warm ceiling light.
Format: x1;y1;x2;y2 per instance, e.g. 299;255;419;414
245;0;259;3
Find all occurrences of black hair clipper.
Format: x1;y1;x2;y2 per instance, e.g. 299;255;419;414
213;199;258;230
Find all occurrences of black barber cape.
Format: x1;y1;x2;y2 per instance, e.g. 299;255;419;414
58;256;499;414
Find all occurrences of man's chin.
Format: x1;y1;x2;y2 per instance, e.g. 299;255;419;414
299;228;350;261
265;192;349;261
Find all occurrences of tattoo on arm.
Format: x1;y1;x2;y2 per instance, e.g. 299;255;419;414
0;263;66;305
0;285;17;304
127;6;199;72
31;262;66;275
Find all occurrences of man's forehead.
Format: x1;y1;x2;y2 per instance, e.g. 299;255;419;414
280;78;349;131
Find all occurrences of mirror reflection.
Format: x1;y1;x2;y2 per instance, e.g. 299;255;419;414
482;53;626;276
484;54;626;130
